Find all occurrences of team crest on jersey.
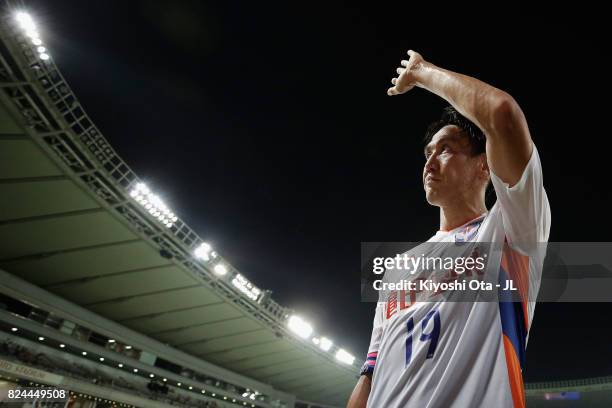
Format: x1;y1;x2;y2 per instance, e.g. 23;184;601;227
454;218;484;244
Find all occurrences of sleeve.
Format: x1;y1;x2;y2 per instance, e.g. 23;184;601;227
360;301;384;376
489;143;551;255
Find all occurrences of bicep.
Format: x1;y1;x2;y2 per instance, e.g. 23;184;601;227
485;95;533;187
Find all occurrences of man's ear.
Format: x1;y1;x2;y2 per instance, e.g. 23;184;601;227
480;154;490;181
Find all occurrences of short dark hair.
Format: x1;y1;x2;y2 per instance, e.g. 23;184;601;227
424;106;486;155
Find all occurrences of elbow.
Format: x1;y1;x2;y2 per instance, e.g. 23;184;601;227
488;92;522;134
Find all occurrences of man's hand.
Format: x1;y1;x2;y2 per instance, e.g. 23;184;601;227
387;50;425;96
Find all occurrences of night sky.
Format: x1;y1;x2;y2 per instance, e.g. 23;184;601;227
19;0;612;382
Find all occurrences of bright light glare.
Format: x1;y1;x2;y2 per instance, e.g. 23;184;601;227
319;337;333;351
214;263;228;276
130;182;177;229
135;183;149;194
231;273;261;301
194;242;212;261
335;348;355;365
288;315;313;339
15;12;36;31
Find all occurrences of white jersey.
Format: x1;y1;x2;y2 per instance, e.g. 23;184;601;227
363;144;551;408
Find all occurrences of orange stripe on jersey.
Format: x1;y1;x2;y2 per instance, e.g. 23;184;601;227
501;240;530;330
503;334;525;408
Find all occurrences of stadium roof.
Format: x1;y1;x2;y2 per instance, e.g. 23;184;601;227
0;11;357;407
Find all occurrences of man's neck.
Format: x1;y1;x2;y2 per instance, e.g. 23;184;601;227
439;203;487;232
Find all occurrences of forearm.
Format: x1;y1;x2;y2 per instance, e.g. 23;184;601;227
412;61;513;136
347;374;371;408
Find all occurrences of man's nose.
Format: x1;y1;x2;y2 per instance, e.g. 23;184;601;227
424;155;437;174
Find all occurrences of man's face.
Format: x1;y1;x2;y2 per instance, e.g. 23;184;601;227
423;125;487;207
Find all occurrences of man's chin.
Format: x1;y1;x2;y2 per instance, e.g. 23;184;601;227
425;189;444;207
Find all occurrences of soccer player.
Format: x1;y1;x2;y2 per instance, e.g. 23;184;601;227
347;51;551;407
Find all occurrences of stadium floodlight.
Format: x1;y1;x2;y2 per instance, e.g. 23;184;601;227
129;182;176;228
335;348;355;365
231;273;261;301
214;263;228;276
13;12;51;62
14;12;36;31
319;337;333;351
150;195;163;207
136;182;149;194
194;242;213;261
288;315;313;339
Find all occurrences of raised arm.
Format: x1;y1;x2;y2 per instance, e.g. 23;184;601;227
388;50;532;187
